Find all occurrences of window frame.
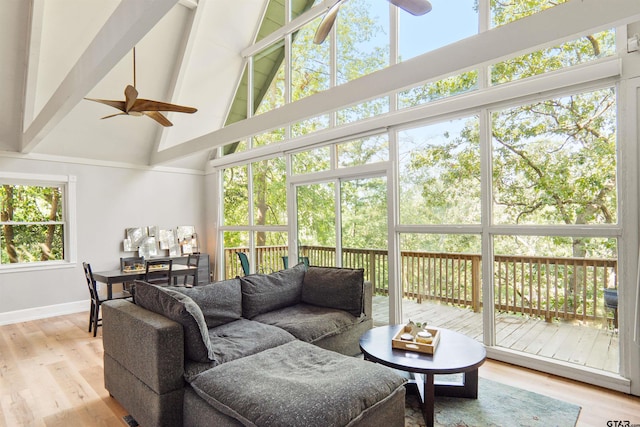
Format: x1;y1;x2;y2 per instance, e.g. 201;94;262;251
0;172;77;272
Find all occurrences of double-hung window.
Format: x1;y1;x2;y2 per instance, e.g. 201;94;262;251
0;173;76;270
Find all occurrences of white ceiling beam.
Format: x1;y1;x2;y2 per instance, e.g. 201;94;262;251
23;0;45;128
21;0;179;154
179;0;198;10
150;0;201;161
151;0;640;165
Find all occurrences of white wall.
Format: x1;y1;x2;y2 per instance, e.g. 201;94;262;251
0;155;206;323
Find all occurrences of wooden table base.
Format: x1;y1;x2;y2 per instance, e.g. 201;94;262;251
406;369;479;427
359;326;486;427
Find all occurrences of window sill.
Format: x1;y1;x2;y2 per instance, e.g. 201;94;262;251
0;261;76;274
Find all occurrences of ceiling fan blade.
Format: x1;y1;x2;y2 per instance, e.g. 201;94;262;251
87;48;197;126
124;85;138;112
313;0;344;44
388;0;432;16
100;112;128;120
84;98;127;112
131;98;197;113
144;111;173;127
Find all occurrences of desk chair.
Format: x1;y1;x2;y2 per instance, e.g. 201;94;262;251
183;253;200;286
145;259;173;286
83;262;130;337
236;252;250;275
120;256;144;291
282;256;310;270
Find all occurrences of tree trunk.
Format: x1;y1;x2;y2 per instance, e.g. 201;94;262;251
255;168;268;268
1;185;18;263
41;190;60;261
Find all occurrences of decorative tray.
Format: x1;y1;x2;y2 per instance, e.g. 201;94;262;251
392;325;440;354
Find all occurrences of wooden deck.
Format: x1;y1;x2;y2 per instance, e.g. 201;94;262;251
373;295;619;374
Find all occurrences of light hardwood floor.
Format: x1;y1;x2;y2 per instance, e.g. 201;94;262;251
1;311;639;426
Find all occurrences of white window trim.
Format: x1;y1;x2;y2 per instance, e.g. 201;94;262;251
0;172;77;272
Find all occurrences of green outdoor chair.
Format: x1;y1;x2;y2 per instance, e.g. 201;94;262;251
236;252;250;275
282;256;310;270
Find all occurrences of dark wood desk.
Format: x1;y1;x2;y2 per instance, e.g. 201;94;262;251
359;325;486;427
93;264;197;299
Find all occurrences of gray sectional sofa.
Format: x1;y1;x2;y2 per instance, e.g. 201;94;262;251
102;263;406;427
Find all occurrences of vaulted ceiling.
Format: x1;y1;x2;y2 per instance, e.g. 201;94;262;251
0;0;268;170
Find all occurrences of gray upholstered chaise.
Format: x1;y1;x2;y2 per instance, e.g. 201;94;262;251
102;264;406;426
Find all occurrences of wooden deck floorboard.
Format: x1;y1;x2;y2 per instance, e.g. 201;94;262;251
373;295;619;374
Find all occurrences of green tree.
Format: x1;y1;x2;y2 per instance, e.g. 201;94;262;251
1;184;63;264
224;0;389;250
404;7;616;258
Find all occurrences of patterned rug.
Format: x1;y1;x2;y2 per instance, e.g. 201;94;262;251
404;377;581;427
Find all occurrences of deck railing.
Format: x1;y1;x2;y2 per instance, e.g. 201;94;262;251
224;245;617;322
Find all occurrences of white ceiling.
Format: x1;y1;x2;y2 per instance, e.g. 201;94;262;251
0;0;267;170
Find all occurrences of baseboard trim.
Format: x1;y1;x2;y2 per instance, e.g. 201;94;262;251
0;300;88;325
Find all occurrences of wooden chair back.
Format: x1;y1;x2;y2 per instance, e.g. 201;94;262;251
184;253;200;285
145;259;173;286
120;256;144;271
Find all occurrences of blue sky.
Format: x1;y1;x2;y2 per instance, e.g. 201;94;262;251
358;0;479;60
398;0;478;60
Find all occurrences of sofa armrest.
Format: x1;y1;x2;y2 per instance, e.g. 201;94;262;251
102;299;184;394
364;280;373;319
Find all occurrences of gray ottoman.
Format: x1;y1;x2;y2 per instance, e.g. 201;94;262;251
184;340;406;427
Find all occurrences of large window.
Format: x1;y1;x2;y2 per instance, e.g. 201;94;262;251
336;0;390;85
0;173;76;268
492;88;617;226
398;116;481;225
216;0;630;389
398;0;477;62
224;0;615;156
222;158;288;276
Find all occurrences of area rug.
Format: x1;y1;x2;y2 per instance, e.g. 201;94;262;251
404;377;581;427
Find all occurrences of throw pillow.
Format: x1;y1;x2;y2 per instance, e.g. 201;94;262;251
172;278;242;328
240;262;306;319
301;266;364;317
133;280;216;363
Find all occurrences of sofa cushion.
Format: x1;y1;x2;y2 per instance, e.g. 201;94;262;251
171;279;242;328
182;318;297;382
240;263;306;319
252;303;362;343
301;266;365;317
189;340;406;427
208;318;296;364
133;281;215;363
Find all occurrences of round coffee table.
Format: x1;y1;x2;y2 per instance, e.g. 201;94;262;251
359;325;486;427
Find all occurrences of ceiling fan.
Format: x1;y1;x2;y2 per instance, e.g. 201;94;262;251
84;48;197;127
314;0;432;44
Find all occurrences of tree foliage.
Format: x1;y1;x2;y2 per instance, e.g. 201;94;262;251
1;184;63;263
224;0;617;263
224;0;389;251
